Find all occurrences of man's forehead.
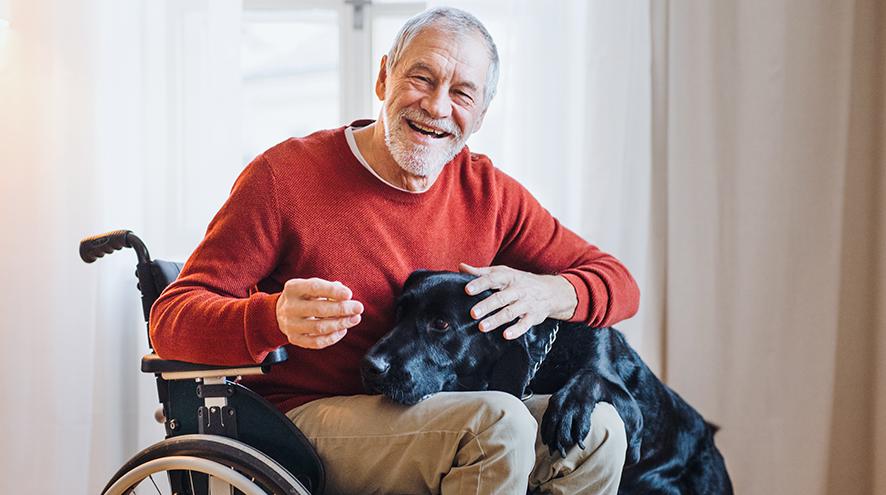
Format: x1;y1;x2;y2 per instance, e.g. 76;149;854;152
396;28;490;84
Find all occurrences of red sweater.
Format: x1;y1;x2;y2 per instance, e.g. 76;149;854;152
150;123;639;413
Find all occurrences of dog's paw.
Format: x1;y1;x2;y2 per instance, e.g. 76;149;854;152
540;387;597;458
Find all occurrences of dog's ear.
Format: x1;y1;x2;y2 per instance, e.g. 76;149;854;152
487;337;533;398
402;269;433;293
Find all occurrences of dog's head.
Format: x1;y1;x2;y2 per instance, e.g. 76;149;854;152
361;270;537;405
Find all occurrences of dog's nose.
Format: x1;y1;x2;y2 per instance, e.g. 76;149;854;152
363;354;391;377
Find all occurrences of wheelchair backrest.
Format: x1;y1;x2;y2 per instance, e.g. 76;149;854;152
149;260;185;300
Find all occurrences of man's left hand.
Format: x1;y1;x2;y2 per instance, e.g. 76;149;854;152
460;263;578;340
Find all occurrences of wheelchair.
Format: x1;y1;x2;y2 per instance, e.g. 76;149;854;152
80;230;325;495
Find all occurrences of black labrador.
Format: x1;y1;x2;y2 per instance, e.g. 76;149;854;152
361;270;733;494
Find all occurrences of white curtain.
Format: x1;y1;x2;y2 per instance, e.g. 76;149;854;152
660;1;886;493
441;1;886;493
0;0;243;492
437;0;664;371
1;0;884;493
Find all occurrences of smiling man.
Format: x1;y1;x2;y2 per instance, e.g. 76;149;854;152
151;7;639;494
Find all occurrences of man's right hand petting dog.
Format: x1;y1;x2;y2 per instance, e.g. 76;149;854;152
361;270;733;494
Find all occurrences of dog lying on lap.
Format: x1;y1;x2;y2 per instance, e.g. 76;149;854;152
361;270;733;494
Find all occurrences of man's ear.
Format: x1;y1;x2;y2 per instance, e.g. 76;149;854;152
487;337;532;399
375;55;388;101
471;106;489;135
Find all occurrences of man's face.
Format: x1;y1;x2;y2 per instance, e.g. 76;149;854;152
378;27;491;177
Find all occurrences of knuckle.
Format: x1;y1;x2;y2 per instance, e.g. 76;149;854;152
494;292;507;305
326;301;346;317
336;301;352;315
311;301;332;317
308;319;328;334
319;318;346;334
503;306;517;320
290;300;311;317
319;320;341;333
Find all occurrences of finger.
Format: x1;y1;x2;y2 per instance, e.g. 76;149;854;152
294;299;364;319
459;263;491;275
291;329;348;349
502;316;534;340
470;289;519;319
285;278;353;300
465;269;512;295
300;314;362;335
478;303;523;333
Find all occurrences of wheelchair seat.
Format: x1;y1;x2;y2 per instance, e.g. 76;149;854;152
80;230;325;494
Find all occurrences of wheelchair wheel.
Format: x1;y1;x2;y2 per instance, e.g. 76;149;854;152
103;434;312;495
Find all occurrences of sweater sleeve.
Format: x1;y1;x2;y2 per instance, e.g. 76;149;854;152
149;155;290;365
492;171;639;328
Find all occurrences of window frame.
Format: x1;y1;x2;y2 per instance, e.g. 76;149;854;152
242;0;425;123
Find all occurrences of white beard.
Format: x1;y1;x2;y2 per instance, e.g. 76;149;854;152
382;104;466;177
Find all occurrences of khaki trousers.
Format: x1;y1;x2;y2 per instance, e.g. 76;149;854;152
286;391;626;494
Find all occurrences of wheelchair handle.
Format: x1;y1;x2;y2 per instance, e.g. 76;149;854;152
79;230;151;265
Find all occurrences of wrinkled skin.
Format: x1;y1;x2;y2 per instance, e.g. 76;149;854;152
362;271;733;494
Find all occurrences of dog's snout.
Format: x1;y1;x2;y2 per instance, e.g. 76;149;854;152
363;354;391;377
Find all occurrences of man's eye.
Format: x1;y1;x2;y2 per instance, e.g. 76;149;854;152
431;319;450;331
455;91;474;102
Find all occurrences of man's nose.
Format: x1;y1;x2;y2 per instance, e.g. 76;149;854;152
362;354;391;377
420;87;452;120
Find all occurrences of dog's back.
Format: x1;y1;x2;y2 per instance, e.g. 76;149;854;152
530;325;732;494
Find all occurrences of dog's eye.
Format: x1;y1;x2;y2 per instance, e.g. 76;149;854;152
431;319;450;331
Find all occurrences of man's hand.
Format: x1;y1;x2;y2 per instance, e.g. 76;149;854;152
276;278;364;349
460;263;577;340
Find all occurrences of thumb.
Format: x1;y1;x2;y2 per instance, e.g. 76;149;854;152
459;263;490;275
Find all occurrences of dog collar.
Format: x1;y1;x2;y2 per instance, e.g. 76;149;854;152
522;322;559;401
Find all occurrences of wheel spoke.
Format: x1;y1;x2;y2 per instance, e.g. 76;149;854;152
148;474;162;494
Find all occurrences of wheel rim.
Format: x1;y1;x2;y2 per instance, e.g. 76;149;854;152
103;455;265;495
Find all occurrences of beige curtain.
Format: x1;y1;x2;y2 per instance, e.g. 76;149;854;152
654;0;886;493
0;0;243;493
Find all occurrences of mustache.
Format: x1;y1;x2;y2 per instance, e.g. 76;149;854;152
398;108;462;140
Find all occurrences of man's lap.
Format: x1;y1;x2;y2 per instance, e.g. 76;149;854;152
286;392;626;494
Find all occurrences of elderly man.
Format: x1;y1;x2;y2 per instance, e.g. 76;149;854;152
151;7;639;494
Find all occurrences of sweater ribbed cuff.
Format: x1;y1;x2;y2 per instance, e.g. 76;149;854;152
560;271;609;326
245;291;289;362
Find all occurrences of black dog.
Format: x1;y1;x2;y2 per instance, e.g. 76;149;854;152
361;270;733;494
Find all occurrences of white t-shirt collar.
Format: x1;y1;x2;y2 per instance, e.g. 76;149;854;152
344;126;423;194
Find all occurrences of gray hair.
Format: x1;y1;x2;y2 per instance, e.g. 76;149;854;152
386;7;500;110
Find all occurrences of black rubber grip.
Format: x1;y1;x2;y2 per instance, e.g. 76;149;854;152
79;229;132;263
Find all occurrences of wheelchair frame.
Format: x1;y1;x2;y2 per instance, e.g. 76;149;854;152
80;230;325;495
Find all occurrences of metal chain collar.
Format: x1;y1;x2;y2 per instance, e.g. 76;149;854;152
527;322;559;384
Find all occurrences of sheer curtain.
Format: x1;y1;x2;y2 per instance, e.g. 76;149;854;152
434;1;885;493
660;1;886;493
1;0;883;493
434;0;664;371
0;0;243;492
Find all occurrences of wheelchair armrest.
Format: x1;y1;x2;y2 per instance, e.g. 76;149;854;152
142;348;288;380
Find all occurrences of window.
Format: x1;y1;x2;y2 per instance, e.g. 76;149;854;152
240;0;425;161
